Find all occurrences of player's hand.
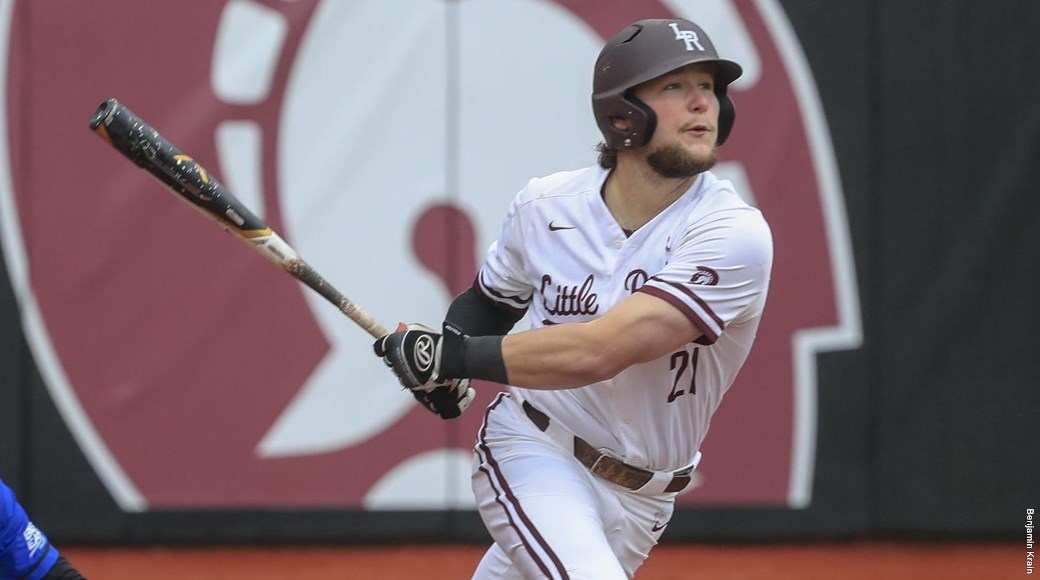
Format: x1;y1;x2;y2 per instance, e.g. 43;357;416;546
373;323;475;419
412;379;476;419
373;323;444;390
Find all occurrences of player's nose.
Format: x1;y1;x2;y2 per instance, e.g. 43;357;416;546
687;89;710;112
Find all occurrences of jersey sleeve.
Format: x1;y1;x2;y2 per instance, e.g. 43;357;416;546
638;206;773;344
1;479;61;580
474;188;535;315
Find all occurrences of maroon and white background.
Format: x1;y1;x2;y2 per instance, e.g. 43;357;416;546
3;0;1034;543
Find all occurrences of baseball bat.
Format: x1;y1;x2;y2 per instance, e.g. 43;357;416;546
88;97;390;339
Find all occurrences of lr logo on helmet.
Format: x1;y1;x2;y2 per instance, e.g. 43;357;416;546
670;22;706;51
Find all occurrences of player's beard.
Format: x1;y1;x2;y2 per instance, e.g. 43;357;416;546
647;142;717;179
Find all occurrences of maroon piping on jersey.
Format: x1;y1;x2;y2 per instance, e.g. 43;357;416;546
639;280;722;343
476;394;570;579
474;274;530;314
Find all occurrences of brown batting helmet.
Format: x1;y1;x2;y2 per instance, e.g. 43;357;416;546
592;18;743;149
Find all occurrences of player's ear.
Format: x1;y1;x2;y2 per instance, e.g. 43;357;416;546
610;115;630;131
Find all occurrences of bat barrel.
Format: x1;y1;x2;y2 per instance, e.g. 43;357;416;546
89;98;389;341
89;98;267;232
88;98;159;171
89;98;197;190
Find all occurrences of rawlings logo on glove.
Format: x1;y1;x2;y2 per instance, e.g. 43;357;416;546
373;323;444;390
412;334;436;374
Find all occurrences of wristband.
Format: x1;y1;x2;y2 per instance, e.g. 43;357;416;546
438;327;508;384
463;335;509;384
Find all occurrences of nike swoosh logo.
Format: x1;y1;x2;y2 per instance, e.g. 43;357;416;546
651;522;668;532
548;221;576;231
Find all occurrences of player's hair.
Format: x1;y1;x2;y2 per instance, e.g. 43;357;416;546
596;142;617;169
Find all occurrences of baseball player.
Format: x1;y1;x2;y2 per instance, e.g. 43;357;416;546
1;478;85;580
375;17;772;578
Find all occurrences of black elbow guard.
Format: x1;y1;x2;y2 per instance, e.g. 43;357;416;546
445;287;526;337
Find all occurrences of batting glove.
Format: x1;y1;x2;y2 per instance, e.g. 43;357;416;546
374;323;475;419
373;323;445;390
412;380;476;420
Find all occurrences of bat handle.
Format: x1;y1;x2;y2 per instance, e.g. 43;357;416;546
340;301;391;340
285;259;390;339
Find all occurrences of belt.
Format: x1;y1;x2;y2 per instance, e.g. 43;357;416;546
522;400;692;494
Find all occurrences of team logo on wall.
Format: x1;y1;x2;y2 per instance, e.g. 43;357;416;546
0;0;859;510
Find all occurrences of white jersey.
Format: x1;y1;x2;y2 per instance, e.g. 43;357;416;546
475;164;773;472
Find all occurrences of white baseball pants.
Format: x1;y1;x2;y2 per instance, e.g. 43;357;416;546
471;393;676;579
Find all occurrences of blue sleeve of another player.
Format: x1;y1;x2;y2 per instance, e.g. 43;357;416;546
0;479;60;580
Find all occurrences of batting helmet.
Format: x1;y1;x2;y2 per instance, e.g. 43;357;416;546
592;18;743;149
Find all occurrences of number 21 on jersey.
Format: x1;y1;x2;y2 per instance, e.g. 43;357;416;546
668;347;700;403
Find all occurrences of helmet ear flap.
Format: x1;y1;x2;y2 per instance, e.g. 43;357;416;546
717;92;736;146
619;93;657;149
592;92;657;150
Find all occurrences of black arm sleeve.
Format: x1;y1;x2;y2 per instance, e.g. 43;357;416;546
444;287;526;337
